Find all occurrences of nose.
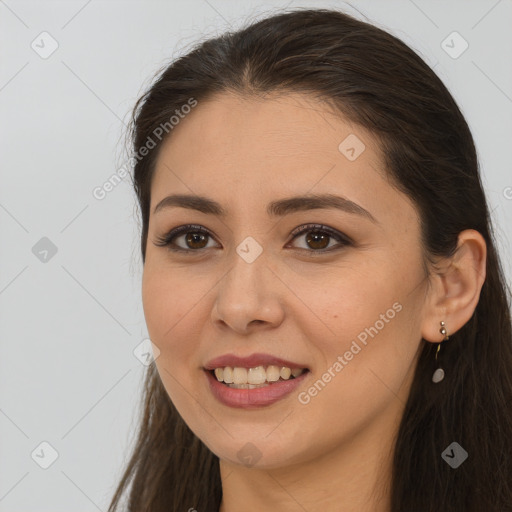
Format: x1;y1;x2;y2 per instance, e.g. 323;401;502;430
211;250;285;334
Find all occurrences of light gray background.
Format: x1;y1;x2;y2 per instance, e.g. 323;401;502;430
1;0;511;510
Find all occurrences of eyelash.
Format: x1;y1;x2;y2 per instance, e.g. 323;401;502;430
153;223;352;255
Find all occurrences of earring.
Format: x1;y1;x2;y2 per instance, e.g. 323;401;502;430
432;321;449;383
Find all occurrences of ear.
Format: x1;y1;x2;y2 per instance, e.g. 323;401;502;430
421;229;487;342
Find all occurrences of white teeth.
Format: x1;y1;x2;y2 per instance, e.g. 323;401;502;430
247;366;267;384
223;366;233;384
280;367;291;380
229;382;268;389
266;365;280;382
233;367;247;384
211;365;306;385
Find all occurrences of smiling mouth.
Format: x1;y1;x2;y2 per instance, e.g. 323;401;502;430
208;365;309;389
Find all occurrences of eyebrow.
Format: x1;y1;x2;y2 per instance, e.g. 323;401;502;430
153;193;377;223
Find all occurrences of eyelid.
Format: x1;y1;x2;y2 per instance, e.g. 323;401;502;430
289;223;352;242
153;224;217;251
286;223;353;253
154;223;352;253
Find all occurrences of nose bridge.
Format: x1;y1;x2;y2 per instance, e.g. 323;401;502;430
222;210;269;286
222;236;268;300
212;236;283;331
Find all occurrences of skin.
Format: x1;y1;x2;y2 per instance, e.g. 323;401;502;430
141;92;487;512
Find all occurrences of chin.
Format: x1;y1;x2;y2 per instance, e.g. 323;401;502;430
205;433;306;470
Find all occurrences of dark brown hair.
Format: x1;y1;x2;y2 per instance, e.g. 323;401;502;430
109;8;512;512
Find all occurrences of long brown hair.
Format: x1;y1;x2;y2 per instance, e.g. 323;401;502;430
108;8;512;511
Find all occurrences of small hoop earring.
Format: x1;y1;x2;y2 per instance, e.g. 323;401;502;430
432;321;449;384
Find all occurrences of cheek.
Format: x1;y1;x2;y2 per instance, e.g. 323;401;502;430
142;268;205;421
286;259;400;341
294;295;415;447
141;268;226;449
289;255;421;388
141;266;202;364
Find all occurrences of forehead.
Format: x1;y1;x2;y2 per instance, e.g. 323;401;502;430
159;92;379;162
150;92;417;229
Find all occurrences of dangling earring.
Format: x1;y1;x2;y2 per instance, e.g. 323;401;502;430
432;320;449;383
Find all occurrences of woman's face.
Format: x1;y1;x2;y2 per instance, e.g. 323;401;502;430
142;92;430;469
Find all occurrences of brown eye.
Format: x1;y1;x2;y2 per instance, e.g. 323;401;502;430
153;224;219;252
305;231;330;250
288;224;352;253
185;232;209;249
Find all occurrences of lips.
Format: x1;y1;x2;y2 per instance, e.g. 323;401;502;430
204;352;309;371
204;366;310;408
202;352;311;408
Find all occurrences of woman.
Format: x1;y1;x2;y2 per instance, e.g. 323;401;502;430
108;8;512;512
